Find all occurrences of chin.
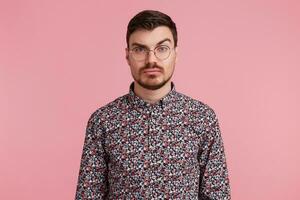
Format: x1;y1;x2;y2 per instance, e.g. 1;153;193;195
140;80;167;90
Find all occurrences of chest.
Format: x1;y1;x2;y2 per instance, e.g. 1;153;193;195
103;110;200;172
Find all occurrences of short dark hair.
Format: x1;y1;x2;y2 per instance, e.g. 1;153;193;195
126;10;177;48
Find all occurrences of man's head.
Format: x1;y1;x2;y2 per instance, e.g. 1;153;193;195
126;10;178;91
126;10;178;48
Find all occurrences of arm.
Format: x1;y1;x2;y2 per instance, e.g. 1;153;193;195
198;108;231;200
75;111;109;200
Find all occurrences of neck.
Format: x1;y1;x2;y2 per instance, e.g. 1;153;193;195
133;81;172;104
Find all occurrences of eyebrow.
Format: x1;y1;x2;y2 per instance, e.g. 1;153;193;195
131;38;172;48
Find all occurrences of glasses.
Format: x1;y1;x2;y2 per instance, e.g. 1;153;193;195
129;45;173;61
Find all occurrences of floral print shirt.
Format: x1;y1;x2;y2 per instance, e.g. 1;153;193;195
75;81;231;199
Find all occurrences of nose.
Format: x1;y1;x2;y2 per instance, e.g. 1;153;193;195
146;50;157;63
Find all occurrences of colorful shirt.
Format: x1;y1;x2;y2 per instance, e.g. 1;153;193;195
75;82;231;199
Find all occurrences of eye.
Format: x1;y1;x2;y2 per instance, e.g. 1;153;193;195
132;47;146;54
156;45;169;53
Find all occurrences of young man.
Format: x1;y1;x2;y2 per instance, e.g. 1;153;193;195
75;10;231;199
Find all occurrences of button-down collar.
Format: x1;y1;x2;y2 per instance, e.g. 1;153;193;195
128;81;177;111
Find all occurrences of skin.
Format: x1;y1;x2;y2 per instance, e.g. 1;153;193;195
125;26;178;105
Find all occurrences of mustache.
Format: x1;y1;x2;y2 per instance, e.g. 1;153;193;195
141;63;163;71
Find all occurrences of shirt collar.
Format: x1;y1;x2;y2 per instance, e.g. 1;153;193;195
128;81;177;110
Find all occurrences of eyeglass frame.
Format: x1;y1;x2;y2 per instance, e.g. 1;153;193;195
128;45;175;61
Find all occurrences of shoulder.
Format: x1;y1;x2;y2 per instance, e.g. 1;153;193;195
176;92;219;134
177;91;217;117
86;93;129;127
176;92;222;142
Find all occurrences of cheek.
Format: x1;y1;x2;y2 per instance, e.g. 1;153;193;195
129;61;143;73
164;58;176;71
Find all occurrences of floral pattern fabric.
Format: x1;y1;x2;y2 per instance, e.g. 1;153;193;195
75;82;231;199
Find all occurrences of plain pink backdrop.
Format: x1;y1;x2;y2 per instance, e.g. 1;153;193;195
1;0;299;199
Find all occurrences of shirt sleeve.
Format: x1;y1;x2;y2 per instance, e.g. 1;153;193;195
198;108;231;200
75;111;109;200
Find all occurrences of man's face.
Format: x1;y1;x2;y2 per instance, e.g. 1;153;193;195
126;26;177;90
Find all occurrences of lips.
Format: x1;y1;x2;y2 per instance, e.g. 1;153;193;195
143;68;162;73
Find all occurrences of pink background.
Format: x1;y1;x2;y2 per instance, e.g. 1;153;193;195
1;0;299;199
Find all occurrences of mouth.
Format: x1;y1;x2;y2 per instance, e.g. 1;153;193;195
143;68;162;73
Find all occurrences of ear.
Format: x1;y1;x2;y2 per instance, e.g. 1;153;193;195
174;46;178;63
125;48;130;65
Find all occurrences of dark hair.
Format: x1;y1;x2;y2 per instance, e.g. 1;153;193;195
126;10;177;48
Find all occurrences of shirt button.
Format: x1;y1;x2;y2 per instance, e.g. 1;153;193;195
144;161;149;169
144;146;149;151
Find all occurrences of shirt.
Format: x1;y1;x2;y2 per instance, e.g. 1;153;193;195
75;81;231;200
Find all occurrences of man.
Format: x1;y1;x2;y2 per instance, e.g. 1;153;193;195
75;10;231;199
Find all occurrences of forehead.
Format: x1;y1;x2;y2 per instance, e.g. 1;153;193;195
128;26;174;47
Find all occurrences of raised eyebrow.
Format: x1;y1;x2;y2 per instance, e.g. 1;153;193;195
131;38;172;48
157;38;172;45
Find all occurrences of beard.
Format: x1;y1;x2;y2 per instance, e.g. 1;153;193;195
133;62;174;90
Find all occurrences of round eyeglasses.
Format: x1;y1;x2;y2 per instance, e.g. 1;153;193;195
129;45;173;61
